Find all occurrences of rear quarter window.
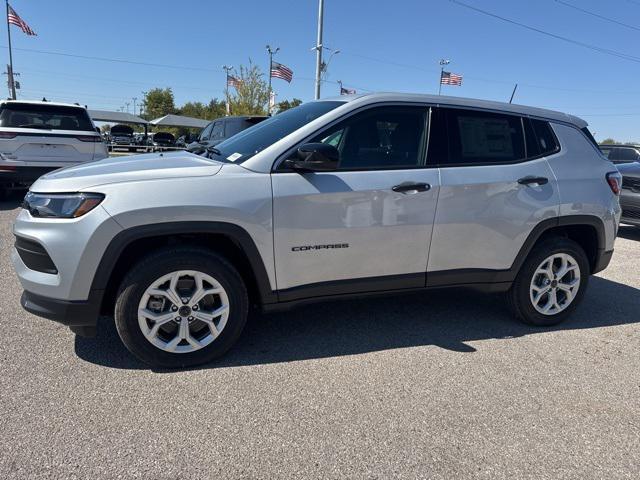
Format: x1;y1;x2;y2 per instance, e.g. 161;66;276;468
0;103;94;131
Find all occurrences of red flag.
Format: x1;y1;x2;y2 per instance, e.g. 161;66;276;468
8;4;37;36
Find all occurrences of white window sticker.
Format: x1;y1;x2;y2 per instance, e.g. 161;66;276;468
227;152;242;162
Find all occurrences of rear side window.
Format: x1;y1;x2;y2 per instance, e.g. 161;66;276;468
0;103;93;131
581;127;599;149
441;108;525;165
531;119;559;156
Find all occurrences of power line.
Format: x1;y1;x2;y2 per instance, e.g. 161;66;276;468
449;0;640;64
0;45;219;72
554;0;640;32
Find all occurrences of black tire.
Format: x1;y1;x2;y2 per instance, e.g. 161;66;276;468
114;247;248;368
508;236;590;326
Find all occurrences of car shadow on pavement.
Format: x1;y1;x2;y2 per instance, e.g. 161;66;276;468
0;191;25;211
618;225;640;241
74;275;640;372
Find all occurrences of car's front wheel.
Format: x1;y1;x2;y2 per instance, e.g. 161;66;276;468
114;247;248;368
509;237;589;326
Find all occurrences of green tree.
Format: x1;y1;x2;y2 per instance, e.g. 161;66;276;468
276;98;303;113
600;138;619;145
206;99;227;119
229;61;269;115
142;88;176;120
179;101;207;119
99;124;111;133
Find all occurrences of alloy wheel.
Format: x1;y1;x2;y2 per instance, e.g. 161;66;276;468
529;253;581;316
137;270;230;353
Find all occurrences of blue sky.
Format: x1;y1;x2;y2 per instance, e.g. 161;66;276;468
4;0;640;141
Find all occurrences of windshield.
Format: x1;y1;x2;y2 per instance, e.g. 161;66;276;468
209;101;344;163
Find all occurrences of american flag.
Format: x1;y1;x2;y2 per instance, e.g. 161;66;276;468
7;5;36;36
227;75;241;88
271;61;293;83
440;71;462;86
340;86;356;95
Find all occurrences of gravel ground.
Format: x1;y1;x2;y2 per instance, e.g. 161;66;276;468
1;192;639;479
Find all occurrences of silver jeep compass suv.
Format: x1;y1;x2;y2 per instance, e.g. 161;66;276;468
12;93;622;368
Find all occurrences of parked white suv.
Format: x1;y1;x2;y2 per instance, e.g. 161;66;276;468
12;93;622;368
0;100;107;197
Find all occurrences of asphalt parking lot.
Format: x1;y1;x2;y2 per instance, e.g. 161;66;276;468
1;192;639;479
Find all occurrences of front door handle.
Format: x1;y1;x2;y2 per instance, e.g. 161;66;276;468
517;176;549;186
392;182;431;193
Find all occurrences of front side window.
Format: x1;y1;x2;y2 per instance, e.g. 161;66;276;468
310;106;428;169
442;108;525;165
210;121;224;141
199;122;214;141
0;103;93;131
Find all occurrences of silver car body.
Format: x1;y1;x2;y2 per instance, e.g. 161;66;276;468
12;93;620;317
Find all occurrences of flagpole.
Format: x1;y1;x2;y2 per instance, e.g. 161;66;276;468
266;45;279;114
438;59;450;96
223;65;233;116
6;0;16;99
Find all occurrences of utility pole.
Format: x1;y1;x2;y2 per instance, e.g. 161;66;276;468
132;97;137;116
266;45;279;114
438;59;450;96
314;0;324;100
223;65;234;116
5;0;16;99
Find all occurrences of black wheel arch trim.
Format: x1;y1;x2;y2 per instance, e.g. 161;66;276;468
510;214;606;277
90;221;277;306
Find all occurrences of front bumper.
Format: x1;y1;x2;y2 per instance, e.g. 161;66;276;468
21;289;101;336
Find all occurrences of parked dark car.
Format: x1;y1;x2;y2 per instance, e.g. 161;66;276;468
599;144;640;164
175;132;199;148
110;124;135;148
617;161;640;227
187;115;267;154
150;132;175;148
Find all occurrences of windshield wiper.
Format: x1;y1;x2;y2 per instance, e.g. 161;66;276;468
206;146;222;156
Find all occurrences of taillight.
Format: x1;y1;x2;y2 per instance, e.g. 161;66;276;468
606;171;622;195
0;165;16;172
0;132;17;139
75;136;100;142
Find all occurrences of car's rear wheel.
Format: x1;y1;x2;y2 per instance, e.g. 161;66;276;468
508;237;589;326
114;247;248;368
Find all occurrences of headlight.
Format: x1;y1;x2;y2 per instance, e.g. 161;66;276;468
23;192;104;218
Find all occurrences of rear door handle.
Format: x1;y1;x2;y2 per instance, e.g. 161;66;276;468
517;176;549;186
392;182;431;193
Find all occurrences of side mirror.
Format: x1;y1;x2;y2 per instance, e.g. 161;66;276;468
286;143;339;172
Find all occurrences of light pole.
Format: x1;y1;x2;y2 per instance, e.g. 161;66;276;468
132;97;137;116
314;0;324;99
223;65;234;116
125;102;130;113
266;45;279;113
438;59;450;96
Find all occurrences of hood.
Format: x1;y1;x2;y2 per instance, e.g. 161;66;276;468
617;161;640;178
31;150;223;192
